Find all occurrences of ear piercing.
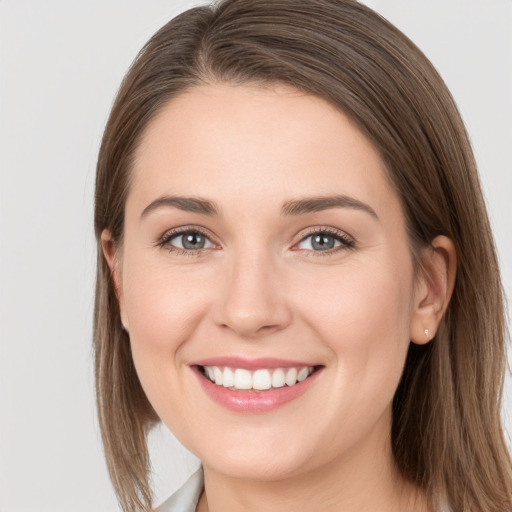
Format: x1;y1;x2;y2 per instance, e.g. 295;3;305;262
424;328;436;339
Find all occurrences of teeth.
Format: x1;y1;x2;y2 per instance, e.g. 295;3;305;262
214;367;223;385
297;367;309;382
222;367;234;388
253;369;272;390
285;367;297;386
271;368;286;388
234;369;252;389
202;365;314;391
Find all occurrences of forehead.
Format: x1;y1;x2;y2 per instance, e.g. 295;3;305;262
129;83;400;221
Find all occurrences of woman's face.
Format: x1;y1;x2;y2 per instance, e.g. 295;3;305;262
108;83;427;480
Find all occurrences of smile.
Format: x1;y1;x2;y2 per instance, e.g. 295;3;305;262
200;365;315;391
192;359;323;413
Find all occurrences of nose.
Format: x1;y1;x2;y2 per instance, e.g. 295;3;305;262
213;247;293;339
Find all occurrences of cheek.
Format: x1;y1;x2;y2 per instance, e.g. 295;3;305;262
120;257;216;425
303;259;412;336
298;254;414;392
121;255;211;363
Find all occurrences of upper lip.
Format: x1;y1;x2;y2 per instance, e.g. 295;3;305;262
190;356;320;370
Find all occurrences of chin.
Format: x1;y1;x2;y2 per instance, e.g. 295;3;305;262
196;433;313;481
206;455;308;481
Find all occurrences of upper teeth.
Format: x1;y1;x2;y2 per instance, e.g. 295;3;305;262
202;366;314;390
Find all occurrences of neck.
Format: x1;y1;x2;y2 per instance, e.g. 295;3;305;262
196;416;429;512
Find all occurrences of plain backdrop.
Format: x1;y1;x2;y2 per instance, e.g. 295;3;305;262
0;1;511;511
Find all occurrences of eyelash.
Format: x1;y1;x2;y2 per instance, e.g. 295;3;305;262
156;226;218;257
295;227;355;255
156;226;355;257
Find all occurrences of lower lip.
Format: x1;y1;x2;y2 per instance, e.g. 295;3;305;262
192;366;322;413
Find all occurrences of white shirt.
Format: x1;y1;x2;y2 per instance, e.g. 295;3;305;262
156;467;204;512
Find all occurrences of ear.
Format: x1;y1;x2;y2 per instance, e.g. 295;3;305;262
410;235;457;345
101;229;129;332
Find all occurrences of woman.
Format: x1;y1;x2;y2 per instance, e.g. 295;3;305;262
93;1;512;511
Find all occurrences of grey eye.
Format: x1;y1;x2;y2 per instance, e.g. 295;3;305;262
311;234;337;250
296;230;356;252
170;231;214;250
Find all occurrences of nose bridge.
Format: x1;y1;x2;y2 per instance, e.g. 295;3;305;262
215;240;292;338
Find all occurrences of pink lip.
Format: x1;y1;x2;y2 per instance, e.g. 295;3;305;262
190;356;316;370
191;364;323;413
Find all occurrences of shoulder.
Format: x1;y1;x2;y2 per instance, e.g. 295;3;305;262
155;467;204;512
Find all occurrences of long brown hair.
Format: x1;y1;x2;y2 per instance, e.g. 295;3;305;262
93;1;512;510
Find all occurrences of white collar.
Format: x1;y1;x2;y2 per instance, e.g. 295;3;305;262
155;467;204;512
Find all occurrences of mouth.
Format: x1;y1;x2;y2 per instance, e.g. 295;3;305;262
191;359;324;413
198;364;319;391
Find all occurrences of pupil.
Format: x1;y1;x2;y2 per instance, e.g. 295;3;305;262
312;234;335;250
183;232;205;250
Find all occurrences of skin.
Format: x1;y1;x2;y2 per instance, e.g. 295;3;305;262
102;83;456;512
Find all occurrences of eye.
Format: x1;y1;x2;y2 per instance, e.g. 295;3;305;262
296;229;354;253
158;228;216;253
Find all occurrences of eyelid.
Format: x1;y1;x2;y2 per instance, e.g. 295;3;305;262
155;224;355;256
292;226;355;253
156;225;219;253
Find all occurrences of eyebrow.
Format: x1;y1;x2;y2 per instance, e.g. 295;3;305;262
141;196;220;218
140;194;378;220
281;195;379;219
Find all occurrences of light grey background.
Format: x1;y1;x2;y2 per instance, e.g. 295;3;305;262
0;1;510;511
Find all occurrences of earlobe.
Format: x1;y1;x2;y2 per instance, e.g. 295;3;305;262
101;229;129;331
410;235;457;345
